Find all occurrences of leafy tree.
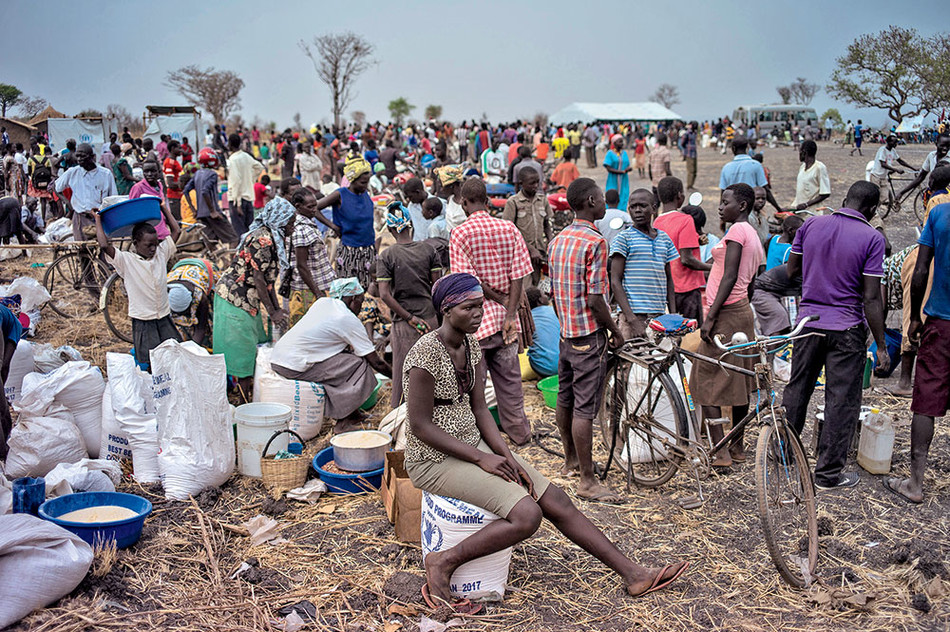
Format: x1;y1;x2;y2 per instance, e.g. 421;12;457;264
789;77;819;105
388;97;414;126
17;95;48;119
648;84;680;109
299;32;376;129
0;83;22;117
76;108;103;118
776;86;792;104
827;26;928;124
820;108;843;129
165;65;244;124
921;32;950;115
424;105;443;121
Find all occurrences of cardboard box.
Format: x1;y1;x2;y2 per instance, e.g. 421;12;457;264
380;450;422;543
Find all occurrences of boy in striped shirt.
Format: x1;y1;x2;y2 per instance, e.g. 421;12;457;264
609;189;679;339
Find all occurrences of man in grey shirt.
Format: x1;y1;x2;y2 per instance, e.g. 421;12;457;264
55;143;117;240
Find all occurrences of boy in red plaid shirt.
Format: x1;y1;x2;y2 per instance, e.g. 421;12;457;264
548;178;625;503
450;177;534;445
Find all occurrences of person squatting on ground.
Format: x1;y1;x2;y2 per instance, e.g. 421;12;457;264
271;277;392;434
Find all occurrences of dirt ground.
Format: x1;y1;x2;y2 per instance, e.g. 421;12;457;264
3;140;948;632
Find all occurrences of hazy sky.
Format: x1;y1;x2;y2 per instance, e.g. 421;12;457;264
3;1;944;128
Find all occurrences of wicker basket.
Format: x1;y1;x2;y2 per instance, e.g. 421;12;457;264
260;429;310;494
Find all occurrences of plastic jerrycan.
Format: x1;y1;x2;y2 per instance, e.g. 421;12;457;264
856;409;895;475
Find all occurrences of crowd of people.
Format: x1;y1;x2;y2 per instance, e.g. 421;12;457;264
1;115;949;605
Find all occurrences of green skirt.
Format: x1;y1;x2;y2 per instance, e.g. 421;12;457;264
212;294;269;378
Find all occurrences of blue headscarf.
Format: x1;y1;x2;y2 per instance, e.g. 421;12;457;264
240;197;296;270
431;273;483;313
386;202;413;233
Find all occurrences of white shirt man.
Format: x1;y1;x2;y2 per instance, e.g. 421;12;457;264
793;160;832;208
870;145;900;178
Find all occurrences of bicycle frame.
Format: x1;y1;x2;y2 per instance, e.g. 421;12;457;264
601;329;822;487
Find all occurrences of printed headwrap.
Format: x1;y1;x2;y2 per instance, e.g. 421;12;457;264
329;277;365;299
239;197;296;270
0;295;21;316
436;165;464;187
386;202;413;233
344;154;371;182
431;273;483;313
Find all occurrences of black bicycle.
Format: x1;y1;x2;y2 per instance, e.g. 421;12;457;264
600;316;821;587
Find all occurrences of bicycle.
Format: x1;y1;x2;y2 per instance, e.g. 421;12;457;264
599;316;821;587
879;172;925;222
43;238;131;319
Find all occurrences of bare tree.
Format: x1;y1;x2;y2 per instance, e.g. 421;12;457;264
105;103;133;127
299;32;376;129
533;112;549;129
292;112;302;130
788;77;819;105
776;86;792;104
351;110;366;128
76;108;103;118
648;84;680;109
165;65;244;124
17;95;48;119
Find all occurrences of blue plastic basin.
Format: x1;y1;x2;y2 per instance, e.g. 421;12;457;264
38;491;153;549
99;197;162;237
313;447;384;494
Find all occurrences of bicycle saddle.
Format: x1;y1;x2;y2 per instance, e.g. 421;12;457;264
648;314;698;336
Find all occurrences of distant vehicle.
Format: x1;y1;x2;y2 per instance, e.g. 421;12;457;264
731;105;819;134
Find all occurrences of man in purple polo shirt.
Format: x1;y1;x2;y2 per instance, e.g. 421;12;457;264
783;181;890;491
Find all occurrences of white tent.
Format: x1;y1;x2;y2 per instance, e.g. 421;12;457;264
894;116;924;134
550;102;683;125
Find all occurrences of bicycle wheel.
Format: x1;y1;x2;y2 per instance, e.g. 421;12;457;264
912;189;926;225
602;360;689;487
43;252;110;318
879;194;898;219
102;273;133;343
755;420;818;588
210;246;236;273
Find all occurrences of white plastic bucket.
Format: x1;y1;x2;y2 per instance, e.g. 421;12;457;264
235;402;291;478
421;491;511;601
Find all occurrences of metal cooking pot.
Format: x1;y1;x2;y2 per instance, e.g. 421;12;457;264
330;431;392;472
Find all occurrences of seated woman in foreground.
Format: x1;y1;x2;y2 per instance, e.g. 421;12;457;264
403;273;689;606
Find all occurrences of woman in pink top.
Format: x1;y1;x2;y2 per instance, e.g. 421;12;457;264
692;183;764;467
128;160;171;240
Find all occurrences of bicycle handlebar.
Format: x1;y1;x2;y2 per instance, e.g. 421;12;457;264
713;316;819;352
